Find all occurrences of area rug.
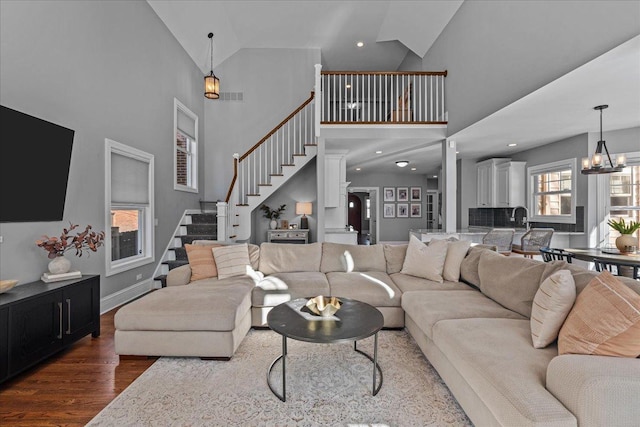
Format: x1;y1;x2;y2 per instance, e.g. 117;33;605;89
87;329;472;426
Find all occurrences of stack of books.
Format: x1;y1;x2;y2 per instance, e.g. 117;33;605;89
41;270;82;283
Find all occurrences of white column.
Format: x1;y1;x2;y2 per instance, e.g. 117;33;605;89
316;137;326;242
442;139;457;233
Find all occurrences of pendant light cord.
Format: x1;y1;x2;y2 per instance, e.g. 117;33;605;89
208;32;214;75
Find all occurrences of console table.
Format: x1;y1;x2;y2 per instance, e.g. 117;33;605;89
267;229;309;244
0;275;100;384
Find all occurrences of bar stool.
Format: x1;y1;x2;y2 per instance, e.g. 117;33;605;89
482;228;515;255
539;247;574;263
512;228;554;258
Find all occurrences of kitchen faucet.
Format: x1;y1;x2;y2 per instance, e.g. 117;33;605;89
511;206;530;230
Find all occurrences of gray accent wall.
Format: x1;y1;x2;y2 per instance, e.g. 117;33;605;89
422;1;640;136
0;1;204;295
203;48;321;201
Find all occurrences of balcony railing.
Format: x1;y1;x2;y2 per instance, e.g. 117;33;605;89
318;70;447;124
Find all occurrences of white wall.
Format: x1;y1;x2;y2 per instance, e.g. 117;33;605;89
423;0;640;135
204;48;321;201
0;1;204;294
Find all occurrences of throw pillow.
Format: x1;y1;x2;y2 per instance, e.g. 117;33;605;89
400;235;448;283
212;243;254;280
530;269;576;348
431;239;471;282
558;271;640;358
184;243;221;281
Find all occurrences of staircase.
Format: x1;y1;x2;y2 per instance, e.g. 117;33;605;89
153;212;217;287
222;92;317;241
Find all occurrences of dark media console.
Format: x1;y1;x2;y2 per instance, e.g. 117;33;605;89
0;275;100;384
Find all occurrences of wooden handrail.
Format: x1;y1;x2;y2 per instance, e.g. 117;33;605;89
224;91;315;203
239;91;315;162
321;70;447;76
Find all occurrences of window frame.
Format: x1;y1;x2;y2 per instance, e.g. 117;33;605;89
602;151;640;246
105;139;155;276
173;98;198;193
527;158;577;224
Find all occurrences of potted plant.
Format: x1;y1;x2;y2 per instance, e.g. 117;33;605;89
607;218;640;253
260;204;286;229
36;222;106;274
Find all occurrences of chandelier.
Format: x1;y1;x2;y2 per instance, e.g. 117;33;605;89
581;105;625;174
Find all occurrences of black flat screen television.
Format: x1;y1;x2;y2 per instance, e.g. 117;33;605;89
0;105;75;222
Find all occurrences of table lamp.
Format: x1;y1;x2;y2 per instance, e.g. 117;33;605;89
296;202;312;230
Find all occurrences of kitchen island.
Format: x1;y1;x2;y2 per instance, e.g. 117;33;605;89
409;227;584;248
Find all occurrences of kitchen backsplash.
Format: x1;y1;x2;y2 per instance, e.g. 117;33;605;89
468;206;584;232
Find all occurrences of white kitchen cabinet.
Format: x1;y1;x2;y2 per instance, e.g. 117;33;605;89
495;161;526;207
476;158;510;207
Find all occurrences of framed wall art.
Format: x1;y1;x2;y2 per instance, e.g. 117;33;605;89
383;187;395;202
383;203;395;218
397;187;409;202
397;203;409;218
410;187;422;201
410;203;421;217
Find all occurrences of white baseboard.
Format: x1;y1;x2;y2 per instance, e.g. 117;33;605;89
100;278;154;314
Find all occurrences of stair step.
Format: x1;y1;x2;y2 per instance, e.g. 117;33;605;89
270;174;284;177
247;194;261;197
304;143;318;146
163;260;189;270
154;274;167;288
180;235;217;245
292;153;306;156
186;224;216;235
281;164;295;167
258;183;272;186
233;224;239;227
229;234;237;239
236;204;249;206
171;246;188;261
189;213;217;224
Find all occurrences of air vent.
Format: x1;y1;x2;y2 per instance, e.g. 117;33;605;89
219;92;244;102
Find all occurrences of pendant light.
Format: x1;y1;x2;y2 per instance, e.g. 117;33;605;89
204;32;220;99
581;105;625;174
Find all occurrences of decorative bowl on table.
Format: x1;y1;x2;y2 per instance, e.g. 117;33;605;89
306;296;341;317
0;279;18;294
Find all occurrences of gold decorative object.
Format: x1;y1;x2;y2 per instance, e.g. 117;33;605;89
306;296;341;317
0;279;18;294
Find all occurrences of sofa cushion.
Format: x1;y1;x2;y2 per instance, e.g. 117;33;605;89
558;271;640;358
460;245;495;288
389;273;475;293
325;271;402;307
320;242;386;273
114;283;253;332
440;239;471;282
432;318;576;426
402;289;525;339
530;269;576;348
252;272;330;307
478;250;547;318
184;243;221;281
192;240;260;271
400;236;448;282
258;242;322;275
383;243;408;274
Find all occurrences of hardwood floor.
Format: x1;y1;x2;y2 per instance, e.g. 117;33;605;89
0;307;157;426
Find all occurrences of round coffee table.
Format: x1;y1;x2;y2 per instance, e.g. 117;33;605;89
266;297;384;402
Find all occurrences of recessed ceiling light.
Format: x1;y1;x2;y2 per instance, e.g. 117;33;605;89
345;84;351;89
456;151;460;154
508;143;517;147
355;167;361;171
396;160;409;167
375;150;382;154
432;175;438;178
356;41;364;47
411;167;417;171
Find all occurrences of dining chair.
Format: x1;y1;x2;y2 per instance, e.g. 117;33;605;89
539;247;574;263
593;258;639;280
482;228;515;255
512;228;554;258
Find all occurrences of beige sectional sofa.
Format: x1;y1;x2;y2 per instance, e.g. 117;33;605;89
114;240;640;426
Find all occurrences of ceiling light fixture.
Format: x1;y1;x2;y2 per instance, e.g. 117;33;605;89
411;167;417;171
355;167;361;171
581;105;625;174
396;160;409;168
204;33;220;99
375;150;382;154
356;41;364;47
508;143;517;147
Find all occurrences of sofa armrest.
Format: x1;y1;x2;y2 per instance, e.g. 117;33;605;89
166;264;192;286
547;354;640;427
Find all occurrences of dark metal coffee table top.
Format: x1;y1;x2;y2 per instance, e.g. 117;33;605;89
267;297;384;344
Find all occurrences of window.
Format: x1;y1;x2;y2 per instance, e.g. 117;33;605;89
105;139;154;276
174;98;198;193
606;154;640;246
528;159;577;223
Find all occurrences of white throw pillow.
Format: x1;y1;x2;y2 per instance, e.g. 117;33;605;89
431;239;471;282
530;269;576;348
400;235;448;283
212;243;257;280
